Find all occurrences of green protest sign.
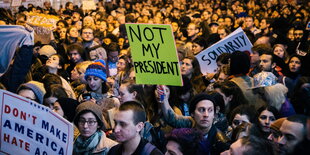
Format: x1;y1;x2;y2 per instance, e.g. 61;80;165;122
125;24;182;86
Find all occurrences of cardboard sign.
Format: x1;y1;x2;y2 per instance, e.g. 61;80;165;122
0;89;73;155
195;27;253;74
125;24;182;86
82;0;96;10
31;25;53;44
27;13;59;28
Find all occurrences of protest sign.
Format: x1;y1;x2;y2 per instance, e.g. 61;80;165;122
27;13;59;28
195;27;253;74
11;0;21;7
32;25;53;44
82;0;96;10
26;13;58;44
125;23;182;86
0;89;73;155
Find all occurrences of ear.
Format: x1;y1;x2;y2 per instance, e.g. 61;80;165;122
132;91;137;98
227;95;233;102
216;106;220;114
136;122;144;132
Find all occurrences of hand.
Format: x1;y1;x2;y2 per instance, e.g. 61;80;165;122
156;85;170;102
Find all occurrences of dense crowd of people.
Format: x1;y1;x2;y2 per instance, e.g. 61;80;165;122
0;0;310;154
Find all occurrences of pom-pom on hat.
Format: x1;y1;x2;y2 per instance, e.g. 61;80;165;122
84;59;107;82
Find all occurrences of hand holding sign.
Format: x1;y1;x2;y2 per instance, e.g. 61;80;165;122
195;27;253;75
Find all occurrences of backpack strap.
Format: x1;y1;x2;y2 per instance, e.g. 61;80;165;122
142;142;156;155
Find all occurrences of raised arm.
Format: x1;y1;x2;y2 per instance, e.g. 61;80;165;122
158;85;194;128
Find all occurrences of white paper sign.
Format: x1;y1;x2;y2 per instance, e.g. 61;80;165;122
0;89;73;155
11;0;21;7
195;27;253;74
82;0;96;10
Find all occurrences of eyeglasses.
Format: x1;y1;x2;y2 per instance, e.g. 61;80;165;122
78;120;97;126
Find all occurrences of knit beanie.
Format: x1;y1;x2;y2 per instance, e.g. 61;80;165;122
84;59;107;82
17;81;46;104
38;45;57;58
74;101;104;129
56;98;80;122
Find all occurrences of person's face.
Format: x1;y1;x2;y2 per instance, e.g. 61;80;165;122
218;18;225;26
192;100;215;131
232;114;250;129
59;28;67;39
52;101;64;117
44;2;51;8
16;17;26;26
220;138;248;155
83;18;93;27
278;120;304;155
118;84;135;104
258;110;276;133
87;75;103;92
78;112;99;139
68;3;74;10
218;28;227;39
89;51;98;61
294;30;303;41
259;54;274;72
46;55;61;69
237;6;244;14
117;59;126;72
71;67;80;81
192;43;203;55
171;22;179;32
69;27;79;38
245;17;254;28
181;59;194;77
187;24;198;37
68;50;82;63
287;29;294;41
224;18;232;27
250;51;260;66
260;19;268;30
99;22;107;32
108;51;119;63
44;96;58;108
82;28;94;41
210;25;218;34
18;89;36;101
165;140;183;155
274;46;285;58
114;110;143;143
72;12;81;22
57;22;65;31
217;72;228;83
289;57;301;73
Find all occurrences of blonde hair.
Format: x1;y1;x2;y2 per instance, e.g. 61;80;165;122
273;44;289;63
264;83;288;110
75;61;93;74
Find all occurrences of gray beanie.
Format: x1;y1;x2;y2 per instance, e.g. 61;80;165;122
17;81;46;104
38;45;57;57
74;101;104;129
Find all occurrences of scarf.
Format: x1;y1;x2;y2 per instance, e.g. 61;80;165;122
74;131;103;155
